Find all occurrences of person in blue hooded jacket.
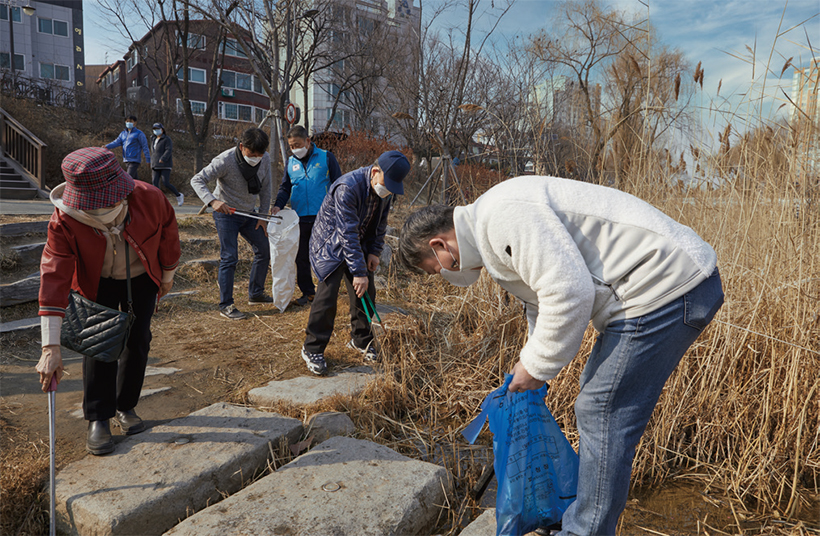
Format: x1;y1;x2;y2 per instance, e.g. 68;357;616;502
300;150;410;375
272;126;342;306
104;115;151;181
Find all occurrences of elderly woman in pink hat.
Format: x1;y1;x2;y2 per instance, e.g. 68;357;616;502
35;147;181;456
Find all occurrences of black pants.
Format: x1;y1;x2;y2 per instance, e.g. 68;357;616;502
296;220;315;297
126;162;140;181
83;273;157;421
152;168;181;196
304;264;375;354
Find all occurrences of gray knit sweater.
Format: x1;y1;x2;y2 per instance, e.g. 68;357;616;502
190;148;273;213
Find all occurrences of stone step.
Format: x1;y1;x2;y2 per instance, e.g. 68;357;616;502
0;316;39;334
0;220;49;239
0;275;40;307
164;436;452;536
5;242;45;267
248;366;375;407
55;402;303;536
460;509;497;536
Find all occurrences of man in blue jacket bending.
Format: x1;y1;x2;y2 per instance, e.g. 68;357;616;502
104;114;150;181
272;126;342;306
301;150;410;375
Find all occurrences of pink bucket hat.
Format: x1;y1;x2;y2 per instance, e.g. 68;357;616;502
61;147;135;211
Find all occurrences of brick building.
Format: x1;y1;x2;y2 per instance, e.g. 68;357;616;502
95;19;269;124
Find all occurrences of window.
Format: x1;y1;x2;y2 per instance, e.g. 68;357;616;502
1;52;25;71
177;99;207;116
127;49;138;71
253;76;262;94
225;38;248;58
143;75;149;87
218;102;257;122
182;33;206;50
1;6;22;23
236;72;252;91
177;66;206;84
113;67;119;82
255;107;265;123
38;18;69;36
40;62;70;81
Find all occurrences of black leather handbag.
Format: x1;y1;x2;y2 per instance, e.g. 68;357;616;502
61;246;135;362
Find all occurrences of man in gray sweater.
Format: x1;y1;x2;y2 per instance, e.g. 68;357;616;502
190;128;274;319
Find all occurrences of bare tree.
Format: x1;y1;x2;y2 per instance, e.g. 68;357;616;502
97;0;229;172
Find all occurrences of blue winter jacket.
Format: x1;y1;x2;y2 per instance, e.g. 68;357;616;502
106;128;151;164
275;144;341;217
309;165;392;281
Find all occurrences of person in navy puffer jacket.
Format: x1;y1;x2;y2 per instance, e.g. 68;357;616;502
300;150;410;375
272;126;342;306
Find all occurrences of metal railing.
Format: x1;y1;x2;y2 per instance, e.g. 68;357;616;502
0;106;47;189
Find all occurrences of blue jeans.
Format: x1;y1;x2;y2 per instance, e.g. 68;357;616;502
559;268;724;535
213;211;270;308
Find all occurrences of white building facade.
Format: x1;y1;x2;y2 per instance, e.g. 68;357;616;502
0;0;85;90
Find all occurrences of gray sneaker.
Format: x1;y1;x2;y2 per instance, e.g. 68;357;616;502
301;347;328;375
347;339;379;362
220;304;247;320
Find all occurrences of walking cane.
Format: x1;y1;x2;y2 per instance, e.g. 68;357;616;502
48;374;57;536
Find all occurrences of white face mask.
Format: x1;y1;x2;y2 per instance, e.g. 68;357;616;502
292;146;308;159
373;182;392;198
432;246;481;287
125;122;134;129
244;155;262;166
153;129;162;136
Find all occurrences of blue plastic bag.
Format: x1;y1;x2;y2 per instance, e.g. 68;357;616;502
463;374;578;535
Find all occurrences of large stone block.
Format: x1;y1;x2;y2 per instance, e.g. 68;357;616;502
55;402;303;536
248;366;375;407
165;436;452;536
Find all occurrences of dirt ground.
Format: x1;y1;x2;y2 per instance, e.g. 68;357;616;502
1;212;816;535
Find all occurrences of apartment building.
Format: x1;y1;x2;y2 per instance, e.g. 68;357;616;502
288;0;420;136
96;19;269;124
0;0;85;89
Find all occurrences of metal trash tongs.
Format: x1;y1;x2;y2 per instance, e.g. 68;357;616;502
48;375;57;536
228;208;283;224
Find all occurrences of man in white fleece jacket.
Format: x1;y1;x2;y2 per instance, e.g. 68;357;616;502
398;176;724;535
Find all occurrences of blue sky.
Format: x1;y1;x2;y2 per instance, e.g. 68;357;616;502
84;0;818;132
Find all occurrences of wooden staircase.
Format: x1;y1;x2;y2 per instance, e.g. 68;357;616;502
0;107;48;200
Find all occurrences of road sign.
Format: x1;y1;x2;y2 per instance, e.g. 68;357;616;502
286;103;297;124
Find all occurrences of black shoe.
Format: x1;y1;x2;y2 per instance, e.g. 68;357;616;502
220;304;247;320
294;294;314;306
115;409;146;435
87;420;114;456
301;347;328;375
248;294;274;305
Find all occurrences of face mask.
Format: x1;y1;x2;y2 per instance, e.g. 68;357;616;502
153;129;162;136
244;155;262;166
292;146;308;159
432;246;481;287
125;122;134;129
373;182;392;198
86;201;126;224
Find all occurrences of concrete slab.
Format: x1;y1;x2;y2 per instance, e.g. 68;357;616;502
0;220;49;238
55;402;303;536
165;436;452;536
460;508;496;536
305;411;355;443
248;366;375;407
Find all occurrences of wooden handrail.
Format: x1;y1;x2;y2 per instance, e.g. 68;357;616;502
0;106;48;190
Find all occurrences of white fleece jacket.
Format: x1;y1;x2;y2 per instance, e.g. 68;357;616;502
453;176;717;381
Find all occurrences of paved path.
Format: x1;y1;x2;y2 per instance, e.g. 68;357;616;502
0;199;205;216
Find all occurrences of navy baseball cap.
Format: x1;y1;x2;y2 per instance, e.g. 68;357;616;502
378;151;410;195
